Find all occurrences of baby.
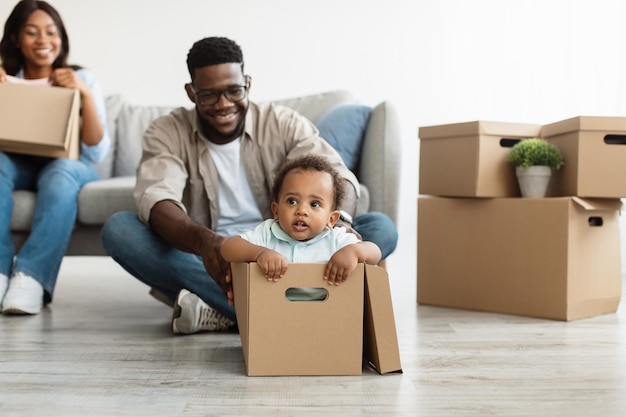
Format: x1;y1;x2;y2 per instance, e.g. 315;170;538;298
220;154;381;286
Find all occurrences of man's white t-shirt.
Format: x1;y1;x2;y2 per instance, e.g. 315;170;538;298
206;138;263;237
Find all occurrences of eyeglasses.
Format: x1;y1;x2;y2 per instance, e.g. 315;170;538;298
190;84;248;106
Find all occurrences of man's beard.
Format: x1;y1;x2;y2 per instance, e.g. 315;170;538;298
197;106;248;144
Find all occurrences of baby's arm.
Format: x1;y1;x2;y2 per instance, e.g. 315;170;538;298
220;236;288;281
323;242;382;285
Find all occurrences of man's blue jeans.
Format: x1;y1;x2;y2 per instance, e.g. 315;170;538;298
101;211;398;322
0;152;99;302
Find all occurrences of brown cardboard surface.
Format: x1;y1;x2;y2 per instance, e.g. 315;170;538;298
232;262;365;376
541;116;626;198
417;197;622;321
363;265;402;374
418;120;541;197
0;83;80;159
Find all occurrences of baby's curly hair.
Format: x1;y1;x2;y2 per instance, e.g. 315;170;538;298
272;155;345;209
186;37;244;79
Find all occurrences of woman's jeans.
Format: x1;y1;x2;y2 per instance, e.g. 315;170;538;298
101;211;398;323
0;152;99;302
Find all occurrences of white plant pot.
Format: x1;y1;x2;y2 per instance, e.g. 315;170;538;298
516;166;552;198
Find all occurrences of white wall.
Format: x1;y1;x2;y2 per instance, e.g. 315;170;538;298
3;0;626;268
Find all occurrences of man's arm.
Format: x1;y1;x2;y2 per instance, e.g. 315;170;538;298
339;179;357;215
335;180;360;237
149;200;233;305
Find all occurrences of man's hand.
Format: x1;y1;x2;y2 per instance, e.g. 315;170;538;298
200;234;234;306
149;201;235;305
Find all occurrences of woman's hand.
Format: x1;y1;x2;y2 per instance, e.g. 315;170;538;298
49;68;88;93
50;68;104;146
0;67;7;83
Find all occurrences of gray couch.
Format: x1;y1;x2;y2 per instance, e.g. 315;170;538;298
10;90;401;255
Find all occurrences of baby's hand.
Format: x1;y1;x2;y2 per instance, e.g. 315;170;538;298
256;250;288;282
324;248;358;285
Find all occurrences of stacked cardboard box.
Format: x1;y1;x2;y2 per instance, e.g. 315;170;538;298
417;118;624;320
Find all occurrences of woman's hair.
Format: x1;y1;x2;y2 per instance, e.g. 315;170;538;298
0;0;70;75
272;154;345;210
186;36;244;80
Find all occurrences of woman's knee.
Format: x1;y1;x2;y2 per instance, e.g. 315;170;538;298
38;158;97;189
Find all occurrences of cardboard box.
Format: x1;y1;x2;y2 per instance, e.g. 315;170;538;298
0;82;80;159
542;116;626;197
417;197;622;321
418;120;541;197
232;262;401;376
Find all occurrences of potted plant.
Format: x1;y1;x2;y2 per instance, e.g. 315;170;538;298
508;138;564;198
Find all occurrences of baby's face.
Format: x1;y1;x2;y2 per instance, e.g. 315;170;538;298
271;169;338;241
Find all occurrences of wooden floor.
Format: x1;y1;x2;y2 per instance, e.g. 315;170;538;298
2;228;626;417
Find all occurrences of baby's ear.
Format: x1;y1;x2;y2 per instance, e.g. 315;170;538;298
271;201;279;219
328;210;340;227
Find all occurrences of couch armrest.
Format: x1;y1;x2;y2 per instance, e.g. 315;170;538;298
359;101;401;225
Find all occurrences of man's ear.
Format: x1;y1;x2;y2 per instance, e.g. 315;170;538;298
184;83;196;103
271;202;279;219
245;75;252;91
328;210;340;227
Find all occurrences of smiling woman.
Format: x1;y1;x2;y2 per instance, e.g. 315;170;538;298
0;0;110;315
0;0;69;77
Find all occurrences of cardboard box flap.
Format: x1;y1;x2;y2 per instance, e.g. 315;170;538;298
231;262;251;366
541;116;626;137
363;264;402;374
419;120;540;140
571;197;623;212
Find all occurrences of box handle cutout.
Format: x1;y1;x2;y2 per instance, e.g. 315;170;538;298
604;135;626;145
500;138;521;148
285;288;328;302
588;217;603;227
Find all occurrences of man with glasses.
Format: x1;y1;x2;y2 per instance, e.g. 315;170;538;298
101;37;397;335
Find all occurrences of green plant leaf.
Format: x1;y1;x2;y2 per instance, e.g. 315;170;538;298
508;138;564;169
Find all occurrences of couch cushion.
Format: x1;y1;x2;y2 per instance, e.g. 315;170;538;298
271;90;355;124
115;103;174;177
77;176;137;225
316;104;371;172
93;94;125;179
109;91;353;178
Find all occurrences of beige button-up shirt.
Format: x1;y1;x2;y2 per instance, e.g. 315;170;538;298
134;101;359;232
